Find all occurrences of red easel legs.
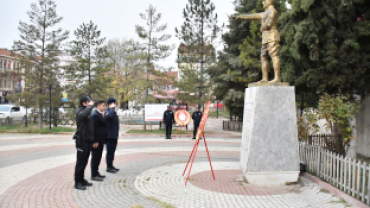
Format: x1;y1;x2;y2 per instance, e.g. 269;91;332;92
183;140;197;176
185;140;199;186
203;133;215;180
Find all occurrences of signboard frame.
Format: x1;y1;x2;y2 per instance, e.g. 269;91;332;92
144;104;169;122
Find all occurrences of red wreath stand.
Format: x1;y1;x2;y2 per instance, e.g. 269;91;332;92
183;101;215;185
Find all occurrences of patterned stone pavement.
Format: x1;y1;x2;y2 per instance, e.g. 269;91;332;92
0;133;352;208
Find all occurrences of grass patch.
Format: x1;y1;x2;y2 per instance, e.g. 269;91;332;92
146;177;151;182
0;124;75;134
147;197;177;208
130;205;144;208
208;109;229;118
0;124;36;132
320;188;329;193
39;126;75;134
126;129;187;134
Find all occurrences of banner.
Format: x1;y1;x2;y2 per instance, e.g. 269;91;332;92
145;104;169;121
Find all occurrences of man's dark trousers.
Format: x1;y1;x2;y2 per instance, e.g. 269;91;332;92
91;142;104;177
165;123;172;138
106;138;117;166
193;123;200;138
74;142;91;183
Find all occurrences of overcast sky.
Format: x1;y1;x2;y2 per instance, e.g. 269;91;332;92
0;0;236;70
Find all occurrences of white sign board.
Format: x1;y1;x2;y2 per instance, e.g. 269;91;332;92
145;104;169;122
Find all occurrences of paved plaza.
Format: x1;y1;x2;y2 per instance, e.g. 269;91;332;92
0;131;352;208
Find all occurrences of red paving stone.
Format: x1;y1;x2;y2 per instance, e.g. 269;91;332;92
0;151;239;208
189;169;303;196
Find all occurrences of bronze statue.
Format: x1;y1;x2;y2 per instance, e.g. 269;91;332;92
230;0;281;83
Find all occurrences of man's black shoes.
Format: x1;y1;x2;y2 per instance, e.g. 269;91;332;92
112;165;120;171
107;167;118;173
82;179;93;187
74;182;86;190
97;172;106;178
91;176;104;181
192;137;196;140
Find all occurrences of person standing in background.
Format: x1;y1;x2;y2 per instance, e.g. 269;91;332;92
163;105;175;139
192;107;203;140
106;98;120;173
74;96;94;190
90;100;108;181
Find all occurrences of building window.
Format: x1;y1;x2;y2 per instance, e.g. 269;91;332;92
3;60;6;69
8;61;11;69
0;60;2;69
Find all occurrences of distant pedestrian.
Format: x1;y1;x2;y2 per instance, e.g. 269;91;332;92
90;100;108;181
105;98;120;173
74;96;94;190
192;107;203;140
163;105;174;139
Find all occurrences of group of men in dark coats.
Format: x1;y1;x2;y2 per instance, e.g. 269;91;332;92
74;96;120;190
163;105;203;140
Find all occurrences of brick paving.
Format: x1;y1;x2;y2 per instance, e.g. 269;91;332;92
0;133;353;208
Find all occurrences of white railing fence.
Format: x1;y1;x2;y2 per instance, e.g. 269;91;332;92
300;143;370;205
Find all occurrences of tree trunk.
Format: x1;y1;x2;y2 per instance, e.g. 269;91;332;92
333;123;346;156
38;106;43;129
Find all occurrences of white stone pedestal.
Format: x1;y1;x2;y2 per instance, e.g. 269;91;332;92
240;86;300;185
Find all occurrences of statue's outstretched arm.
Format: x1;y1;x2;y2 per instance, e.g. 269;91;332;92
230;12;263;20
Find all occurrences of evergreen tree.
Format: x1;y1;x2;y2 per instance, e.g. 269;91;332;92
67;21;112;100
11;0;69;128
135;5;174;105
279;0;370;106
175;0;222;108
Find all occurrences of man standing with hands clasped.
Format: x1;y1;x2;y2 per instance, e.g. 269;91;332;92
90;100;108;181
106;98;120;173
163;105;174;139
74;96;94;190
192;107;202;140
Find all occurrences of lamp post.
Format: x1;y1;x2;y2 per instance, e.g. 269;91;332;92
49;83;51;131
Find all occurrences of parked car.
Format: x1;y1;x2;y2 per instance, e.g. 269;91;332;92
0;104;27;125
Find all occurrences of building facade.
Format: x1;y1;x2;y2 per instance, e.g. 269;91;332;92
0;48;23;103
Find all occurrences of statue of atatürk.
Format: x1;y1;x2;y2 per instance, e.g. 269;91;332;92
230;0;281;83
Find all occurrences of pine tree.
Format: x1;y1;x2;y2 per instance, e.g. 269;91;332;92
67;21;112;100
135;5;174;105
175;0;222;108
11;0;69;128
